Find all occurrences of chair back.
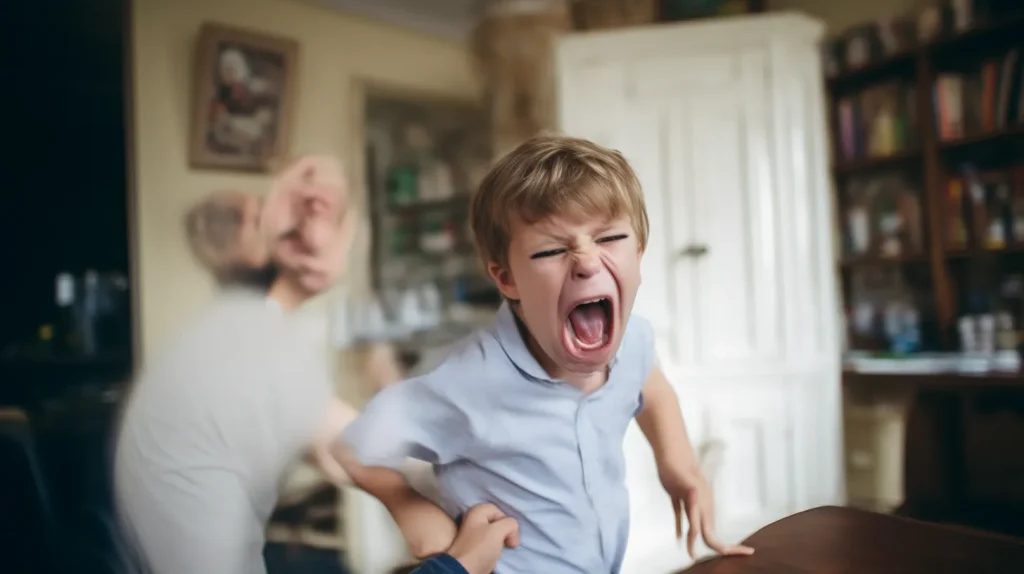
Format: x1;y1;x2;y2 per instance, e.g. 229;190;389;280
0;408;59;574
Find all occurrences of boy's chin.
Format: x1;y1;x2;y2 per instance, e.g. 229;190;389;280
559;340;617;373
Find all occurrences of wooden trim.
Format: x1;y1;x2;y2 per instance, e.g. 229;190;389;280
916;50;955;346
122;0;141;369
355;77;481;110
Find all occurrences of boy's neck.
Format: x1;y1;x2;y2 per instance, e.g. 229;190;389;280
513;307;608;393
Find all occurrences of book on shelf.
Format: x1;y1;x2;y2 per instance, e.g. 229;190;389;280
933;47;1024;141
835;81;917;163
946;166;1024;250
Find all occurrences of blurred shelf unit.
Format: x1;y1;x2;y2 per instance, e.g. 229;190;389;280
825;4;1024;359
362;87;501;329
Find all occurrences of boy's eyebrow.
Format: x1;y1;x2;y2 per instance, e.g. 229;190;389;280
527;226;574;246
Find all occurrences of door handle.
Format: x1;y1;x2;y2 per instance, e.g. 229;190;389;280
679;244;709;258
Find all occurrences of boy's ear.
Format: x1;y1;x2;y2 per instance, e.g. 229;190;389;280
487;261;520;301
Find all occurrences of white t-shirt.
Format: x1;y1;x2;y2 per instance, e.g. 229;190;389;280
114;289;332;574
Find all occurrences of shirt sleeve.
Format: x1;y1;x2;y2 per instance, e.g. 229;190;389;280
410;554;469;574
637;314;659;380
342;374;468;469
632;314;658;417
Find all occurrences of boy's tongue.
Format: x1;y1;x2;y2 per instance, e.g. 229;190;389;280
568;303;607;346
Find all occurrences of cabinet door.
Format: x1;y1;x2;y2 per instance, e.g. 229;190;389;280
701;380;796;538
661;52;785;375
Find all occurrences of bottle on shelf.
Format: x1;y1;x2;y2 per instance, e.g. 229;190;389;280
54;272;80;355
385;128;420;208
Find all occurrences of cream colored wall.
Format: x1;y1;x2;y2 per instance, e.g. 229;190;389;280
131;0;478;359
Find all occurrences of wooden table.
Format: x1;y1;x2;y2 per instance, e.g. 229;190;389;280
679;506;1024;573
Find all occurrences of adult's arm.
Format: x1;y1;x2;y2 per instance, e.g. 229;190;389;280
307;398;359;486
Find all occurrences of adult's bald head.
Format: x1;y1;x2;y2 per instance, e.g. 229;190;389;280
183;190;276;289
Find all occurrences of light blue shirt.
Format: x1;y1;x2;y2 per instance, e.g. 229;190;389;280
343;302;656;574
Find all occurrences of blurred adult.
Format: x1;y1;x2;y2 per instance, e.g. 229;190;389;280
114;157;365;573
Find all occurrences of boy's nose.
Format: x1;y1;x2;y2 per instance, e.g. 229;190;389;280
572;251;602;279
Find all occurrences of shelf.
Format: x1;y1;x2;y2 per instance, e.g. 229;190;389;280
946;246;1024;259
832;150;922;176
929;14;1024;62
844;369;1024;389
841;254;930;268
826;48;918;95
938;126;1024;152
826;13;1024;93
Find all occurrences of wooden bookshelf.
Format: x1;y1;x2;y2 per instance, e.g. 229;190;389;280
829;12;1024;351
830;9;1024;540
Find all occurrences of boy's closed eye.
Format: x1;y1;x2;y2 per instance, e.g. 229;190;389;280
530;248;567;259
529;234;630;259
597;233;629;244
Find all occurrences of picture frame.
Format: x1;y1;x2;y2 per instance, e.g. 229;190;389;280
189;23;299;172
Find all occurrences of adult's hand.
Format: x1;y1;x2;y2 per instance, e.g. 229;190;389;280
263;155;359;292
447;504;520;574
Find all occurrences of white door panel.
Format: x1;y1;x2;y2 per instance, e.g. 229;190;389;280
664;52;784;374
702;380;794;532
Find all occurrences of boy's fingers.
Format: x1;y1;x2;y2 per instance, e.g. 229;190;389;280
703;532;754;556
672;496;683;540
701;514;754;556
686;505;701;559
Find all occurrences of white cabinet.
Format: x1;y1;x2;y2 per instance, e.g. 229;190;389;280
557;13;843;573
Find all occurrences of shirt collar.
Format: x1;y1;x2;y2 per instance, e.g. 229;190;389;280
493;301;621;384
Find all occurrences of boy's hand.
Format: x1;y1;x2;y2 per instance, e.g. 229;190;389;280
660;467;754;559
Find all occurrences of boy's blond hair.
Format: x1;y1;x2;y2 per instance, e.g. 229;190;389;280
470;134;649;269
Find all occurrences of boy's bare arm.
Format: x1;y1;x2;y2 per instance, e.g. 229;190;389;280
334;443;458;558
636;367;753;557
636;367;699;477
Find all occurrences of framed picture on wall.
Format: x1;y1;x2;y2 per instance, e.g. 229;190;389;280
189;23;299;172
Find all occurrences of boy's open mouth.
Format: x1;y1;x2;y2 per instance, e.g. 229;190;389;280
565;296;614;352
